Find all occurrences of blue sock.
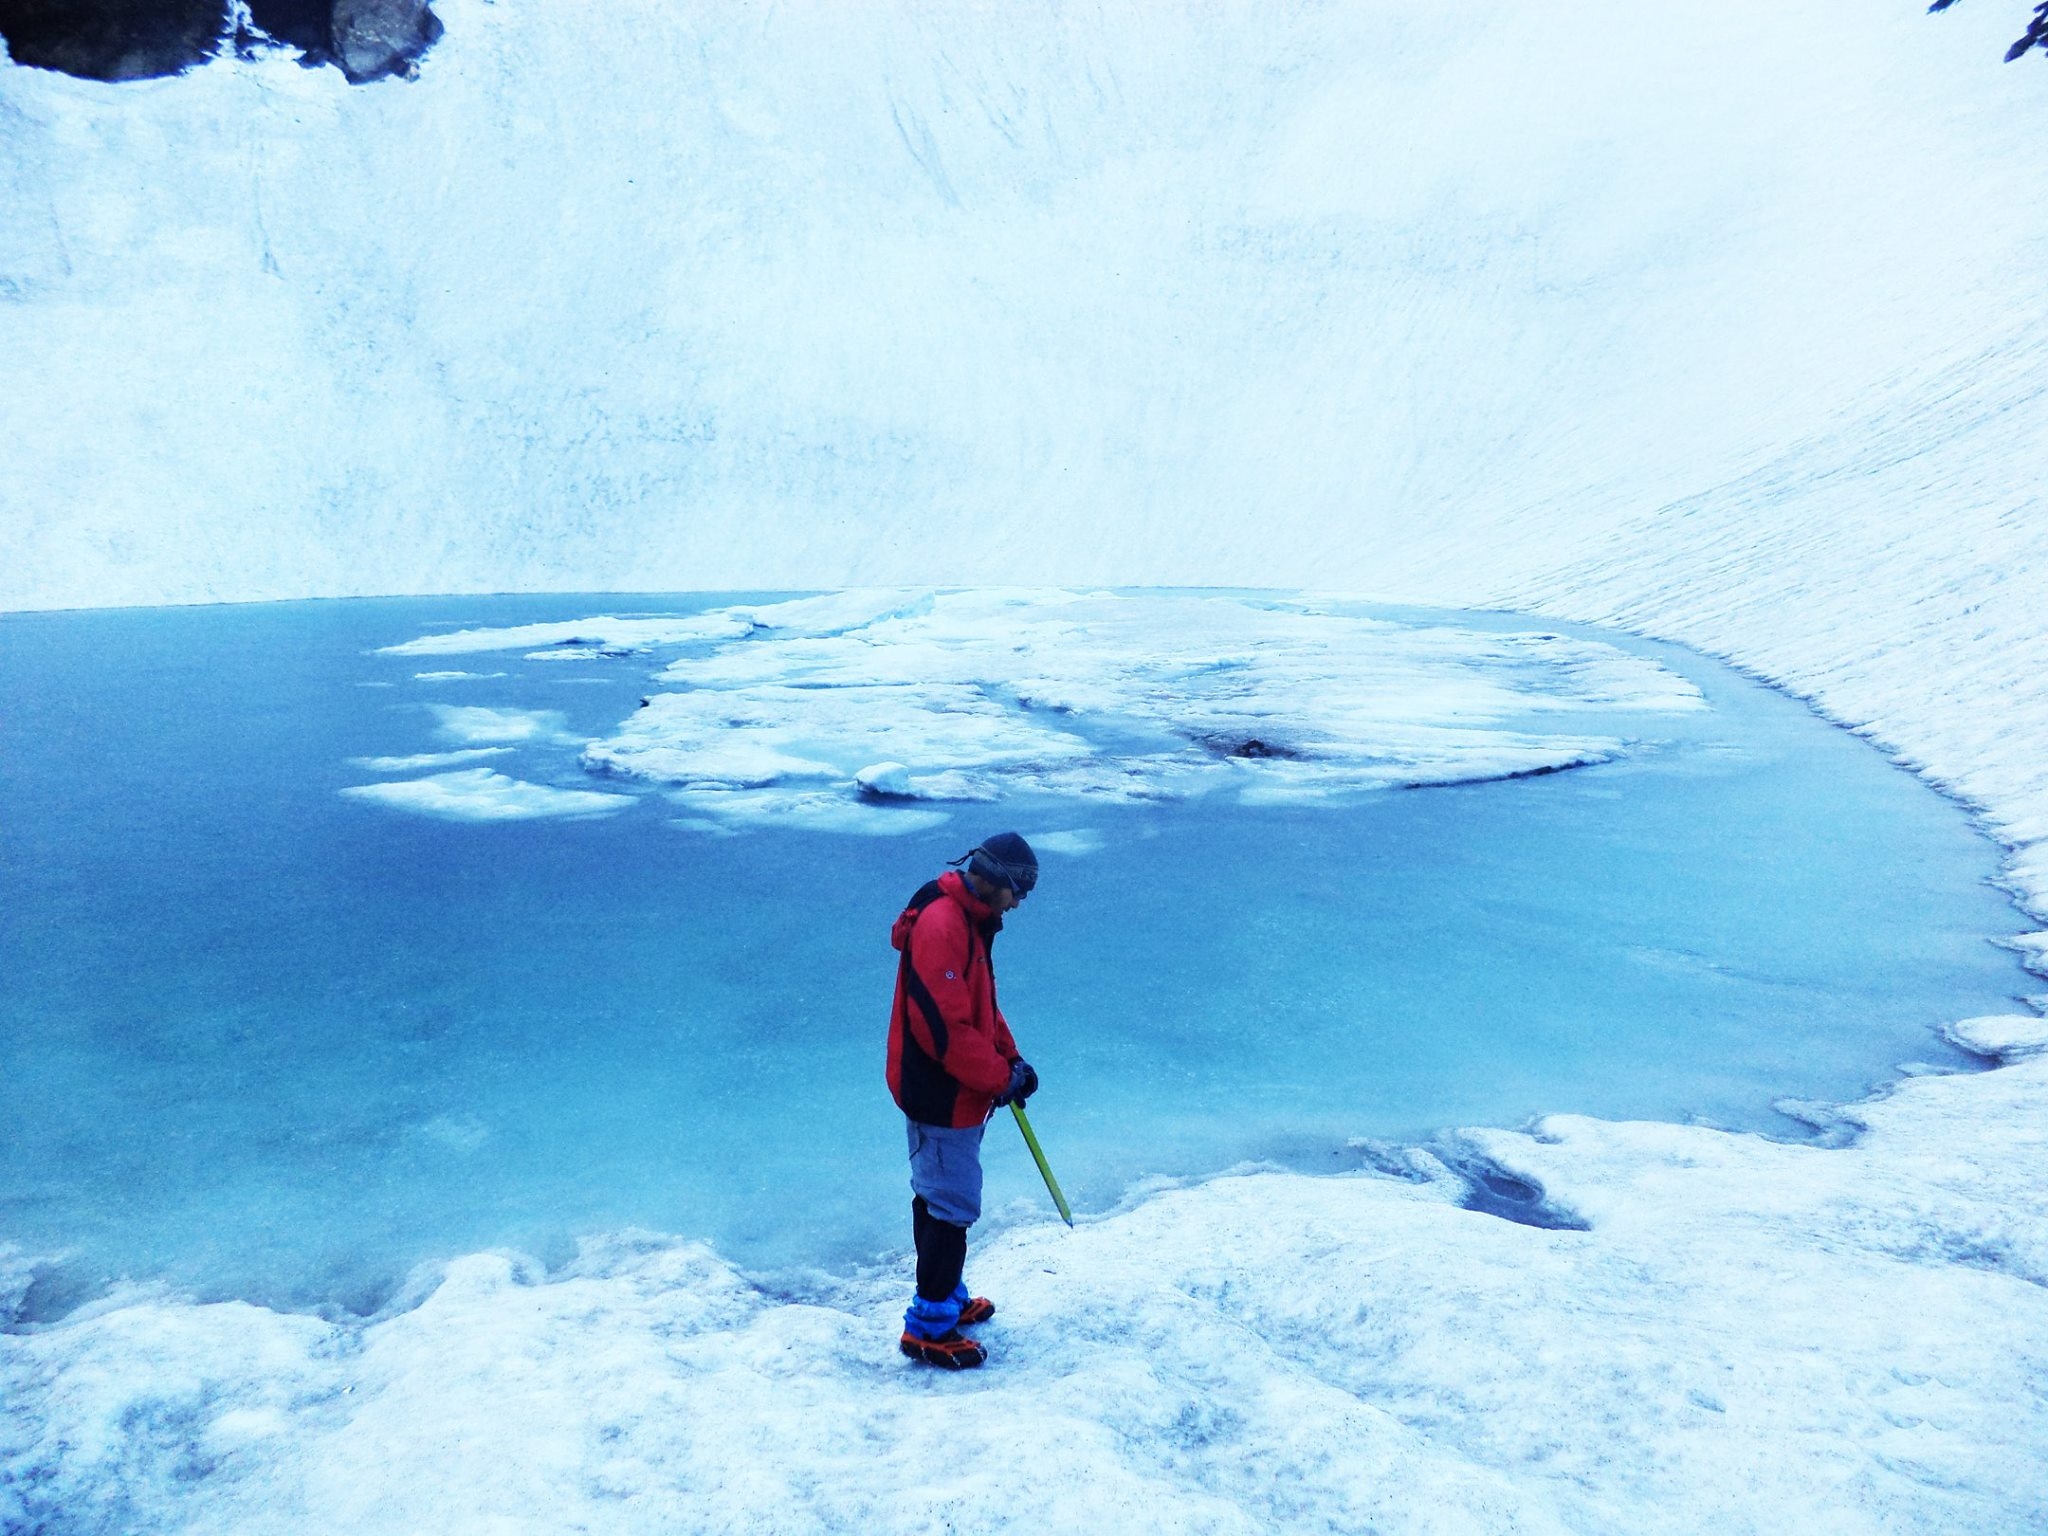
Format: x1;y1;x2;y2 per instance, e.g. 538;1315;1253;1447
904;1291;962;1340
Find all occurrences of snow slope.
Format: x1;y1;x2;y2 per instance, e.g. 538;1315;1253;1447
3;2;2047;1532
1;1;2042;608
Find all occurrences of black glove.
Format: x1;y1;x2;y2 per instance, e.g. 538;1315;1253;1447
997;1057;1039;1107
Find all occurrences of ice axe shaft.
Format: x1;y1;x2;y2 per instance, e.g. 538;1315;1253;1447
1010;1102;1073;1227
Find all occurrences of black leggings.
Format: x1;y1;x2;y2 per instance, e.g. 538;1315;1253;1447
912;1195;968;1303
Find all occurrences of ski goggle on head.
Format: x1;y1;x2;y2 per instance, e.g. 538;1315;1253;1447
958;842;1038;900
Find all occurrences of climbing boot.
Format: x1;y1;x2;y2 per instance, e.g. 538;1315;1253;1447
899;1328;988;1369
955;1296;996;1327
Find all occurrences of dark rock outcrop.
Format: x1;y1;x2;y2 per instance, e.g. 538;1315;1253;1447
0;0;228;80
242;0;333;58
0;0;440;82
330;0;440;83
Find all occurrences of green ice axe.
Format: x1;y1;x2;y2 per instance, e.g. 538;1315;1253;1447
1010;1101;1073;1227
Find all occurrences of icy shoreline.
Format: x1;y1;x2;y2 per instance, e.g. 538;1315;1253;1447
5;1029;2044;1533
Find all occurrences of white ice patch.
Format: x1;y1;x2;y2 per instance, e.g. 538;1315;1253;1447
340;769;632;822
585;681;1094;790
742;589;936;633
853;761;912;796
666;789;948;836
856;762;1002;802
347;748;514;772
430;705;576;746
1029;828;1106;856
411;671;507;681
1943;1015;2048;1063
379;594;927;658
381;614;754;656
2008;931;2048;974
573;591;1697;824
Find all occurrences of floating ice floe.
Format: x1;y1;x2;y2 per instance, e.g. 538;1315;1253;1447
854;761;1003;802
429;705;576;746
340;769;632;822
852;761;912;797
1943;1014;2048;1063
347;747;514;772
585;681;1094;789
1028;828;1106;855
566;591;1701;826
376;591;929;658
382;614;752;657
667;789;949;835
370;591;1706;832
411;671;507;681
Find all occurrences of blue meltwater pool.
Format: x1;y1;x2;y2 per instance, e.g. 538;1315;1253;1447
0;592;2034;1318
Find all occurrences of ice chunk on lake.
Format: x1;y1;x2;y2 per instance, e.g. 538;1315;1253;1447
381;614;755;656
1029;828;1106;855
666;788;948;835
373;591;1705;829
570;591;1700;821
853;764;1002;802
739;588;934;634
1943;1015;2048;1062
340;769;632;821
348;747;514;772
583;682;1094;789
853;761;912;796
430;705;575;746
378;592;927;658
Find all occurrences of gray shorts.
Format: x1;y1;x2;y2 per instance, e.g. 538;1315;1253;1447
906;1118;985;1227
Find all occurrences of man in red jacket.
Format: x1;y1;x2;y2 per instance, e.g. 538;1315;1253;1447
886;832;1040;1369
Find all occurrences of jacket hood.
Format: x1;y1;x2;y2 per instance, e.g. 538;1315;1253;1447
890;869;996;952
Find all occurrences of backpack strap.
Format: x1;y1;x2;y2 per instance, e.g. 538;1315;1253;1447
896;879;947;983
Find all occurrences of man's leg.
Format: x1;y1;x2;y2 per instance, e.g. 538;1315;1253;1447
902;1121;989;1367
911;1194;994;1327
912;1195;969;1304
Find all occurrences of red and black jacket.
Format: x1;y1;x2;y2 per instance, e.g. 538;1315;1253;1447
886;870;1020;1129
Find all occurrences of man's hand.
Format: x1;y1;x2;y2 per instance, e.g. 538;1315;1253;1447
996;1057;1039;1107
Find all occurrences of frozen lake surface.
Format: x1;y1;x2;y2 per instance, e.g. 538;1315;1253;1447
0;591;2032;1318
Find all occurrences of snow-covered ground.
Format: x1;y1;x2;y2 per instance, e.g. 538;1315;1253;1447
4;1;2047;1531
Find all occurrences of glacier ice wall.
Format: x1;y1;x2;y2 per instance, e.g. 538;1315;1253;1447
1;0;2042;609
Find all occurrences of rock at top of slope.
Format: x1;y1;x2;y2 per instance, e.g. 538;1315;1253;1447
0;0;228;81
327;0;441;83
0;0;440;82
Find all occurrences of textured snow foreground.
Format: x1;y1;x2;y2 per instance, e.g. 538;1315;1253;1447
7;1022;2046;1534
